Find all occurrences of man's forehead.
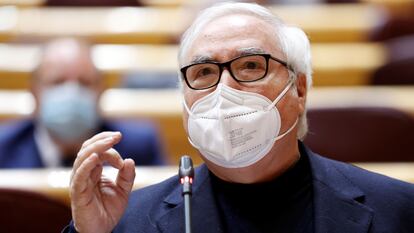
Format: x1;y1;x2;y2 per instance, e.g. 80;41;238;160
40;54;94;73
195;15;269;43
38;55;99;83
182;14;280;64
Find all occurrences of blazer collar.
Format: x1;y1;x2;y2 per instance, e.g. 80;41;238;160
303;142;374;233
156;142;374;233
156;164;225;233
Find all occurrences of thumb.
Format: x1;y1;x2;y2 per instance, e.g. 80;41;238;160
116;158;136;194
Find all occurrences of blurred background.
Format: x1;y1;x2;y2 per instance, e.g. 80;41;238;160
0;0;413;232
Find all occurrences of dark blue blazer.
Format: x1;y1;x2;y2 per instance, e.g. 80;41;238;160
0;119;166;168
65;142;414;233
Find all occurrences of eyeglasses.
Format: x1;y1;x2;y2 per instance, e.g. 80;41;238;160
180;54;291;90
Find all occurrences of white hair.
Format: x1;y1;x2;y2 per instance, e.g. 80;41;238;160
178;1;313;139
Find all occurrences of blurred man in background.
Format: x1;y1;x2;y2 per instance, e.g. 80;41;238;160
0;38;166;168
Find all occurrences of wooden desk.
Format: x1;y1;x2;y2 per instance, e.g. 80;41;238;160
0;6;185;44
0;0;187;7
0;42;387;89
0;4;386;44
0;0;42;7
1;86;413;165
0;166;177;205
268;4;378;43
0;163;412;206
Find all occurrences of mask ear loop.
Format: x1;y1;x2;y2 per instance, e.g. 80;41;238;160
182;96;194;117
265;78;294;111
271;70;299;141
274;118;298;141
183;97;199;151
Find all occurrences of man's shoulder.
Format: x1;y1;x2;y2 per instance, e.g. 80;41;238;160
130;174;179;205
313;153;414;194
328;156;412;188
0;120;34;140
0;120;40;168
309;152;414;231
0;120;35;149
310;151;414;220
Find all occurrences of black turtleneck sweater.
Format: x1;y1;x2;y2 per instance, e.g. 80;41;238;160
210;151;314;233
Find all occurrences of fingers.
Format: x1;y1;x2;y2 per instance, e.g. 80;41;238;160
70;153;101;202
73;132;122;173
96;148;124;169
90;163;103;186
71;149;124;187
69;131;135;233
70;131;124;193
81;131;121;150
116;158;136;194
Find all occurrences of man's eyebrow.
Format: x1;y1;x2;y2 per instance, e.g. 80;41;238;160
238;47;267;55
189;55;215;64
187;48;267;65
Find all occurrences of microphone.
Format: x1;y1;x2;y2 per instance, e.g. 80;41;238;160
179;155;194;233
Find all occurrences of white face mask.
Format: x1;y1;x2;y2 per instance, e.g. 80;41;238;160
183;80;298;168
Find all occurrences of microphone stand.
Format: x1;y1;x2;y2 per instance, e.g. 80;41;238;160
179;155;194;233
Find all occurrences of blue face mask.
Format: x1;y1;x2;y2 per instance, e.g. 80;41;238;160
39;82;99;143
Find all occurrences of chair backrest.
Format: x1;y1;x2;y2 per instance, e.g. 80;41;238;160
304;107;414;162
369;10;414;41
0;188;71;233
371;35;414;85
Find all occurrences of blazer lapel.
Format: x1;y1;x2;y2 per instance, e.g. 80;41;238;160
313;179;373;233
305;144;374;233
156;165;225;233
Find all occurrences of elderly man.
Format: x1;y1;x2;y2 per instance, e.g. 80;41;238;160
0;38;165;167
65;2;414;233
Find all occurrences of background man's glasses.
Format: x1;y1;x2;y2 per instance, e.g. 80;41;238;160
180;54;291;90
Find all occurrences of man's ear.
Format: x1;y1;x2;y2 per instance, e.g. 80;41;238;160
295;73;307;115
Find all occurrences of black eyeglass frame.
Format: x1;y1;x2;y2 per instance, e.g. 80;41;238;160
180;53;293;90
